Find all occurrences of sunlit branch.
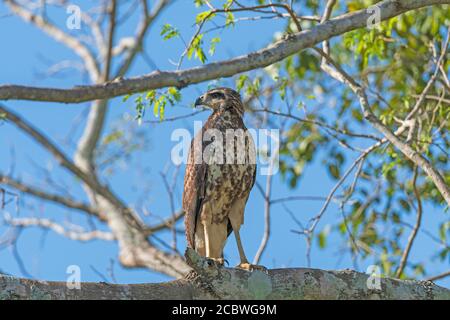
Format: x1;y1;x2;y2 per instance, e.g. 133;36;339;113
1;0;446;103
3;213;114;241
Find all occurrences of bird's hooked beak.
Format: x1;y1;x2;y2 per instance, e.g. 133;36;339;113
194;95;204;107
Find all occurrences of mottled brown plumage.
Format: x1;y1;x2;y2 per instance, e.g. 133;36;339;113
183;87;263;270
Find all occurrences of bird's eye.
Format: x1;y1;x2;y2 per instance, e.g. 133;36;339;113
210;92;225;100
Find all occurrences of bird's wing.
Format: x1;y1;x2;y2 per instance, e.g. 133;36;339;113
182;135;208;249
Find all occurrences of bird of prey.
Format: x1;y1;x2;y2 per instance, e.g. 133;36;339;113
183;87;263;271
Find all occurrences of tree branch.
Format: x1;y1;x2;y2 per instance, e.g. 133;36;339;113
0;0;447;103
0;174;102;219
144;210;184;234
2;249;449;299
3;213;114;241
426;271;450;282
102;0;117;82
396;166;423;278
115;0;172;78
253;149;277;265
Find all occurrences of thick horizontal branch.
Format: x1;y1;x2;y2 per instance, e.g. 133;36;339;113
0;274;193;300
1;249;449;299
0;0;447;103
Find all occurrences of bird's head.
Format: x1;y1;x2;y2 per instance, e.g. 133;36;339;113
194;87;244;116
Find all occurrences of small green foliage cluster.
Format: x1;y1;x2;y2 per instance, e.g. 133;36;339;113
124;87;181;123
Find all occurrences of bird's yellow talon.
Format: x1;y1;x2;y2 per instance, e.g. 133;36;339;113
236;262;267;272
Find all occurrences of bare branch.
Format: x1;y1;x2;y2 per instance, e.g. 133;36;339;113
115;0;173;78
321;0;337;23
426;271;450;282
271;195;342;204
0;174;101;219
404;38;448;123
253;153;276;264
252;109;381;141
298;140;385;266
160;167;181;254
3;213;114;241
144;210;184;234
102;0;117;81
396;166;423;278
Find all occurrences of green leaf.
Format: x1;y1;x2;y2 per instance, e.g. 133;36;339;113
167;87;181;104
225;12;235;26
317;225;331;249
439;222;449;242
196;47;207;63
246;77;261;95
328;164;340;179
236;75;248;91
159;99;166;120
209;37;221;56
318;232;327;248
381;161;396;177
160;24;179;40
103;131;123;145
146;90;156;102
153;98;161;117
134;95;146;124
223;0;233;9
399;198;411;212
277;77;289;100
194;0;205;7
196;11;215;24
187;34;207;63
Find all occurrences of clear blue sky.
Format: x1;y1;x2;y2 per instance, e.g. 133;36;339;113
0;1;448;288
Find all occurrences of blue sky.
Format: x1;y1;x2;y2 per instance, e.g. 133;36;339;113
0;0;448;289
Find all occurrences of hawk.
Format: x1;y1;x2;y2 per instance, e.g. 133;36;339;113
183;87;263;271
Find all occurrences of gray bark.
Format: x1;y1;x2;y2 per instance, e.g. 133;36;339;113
1;249;449;300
